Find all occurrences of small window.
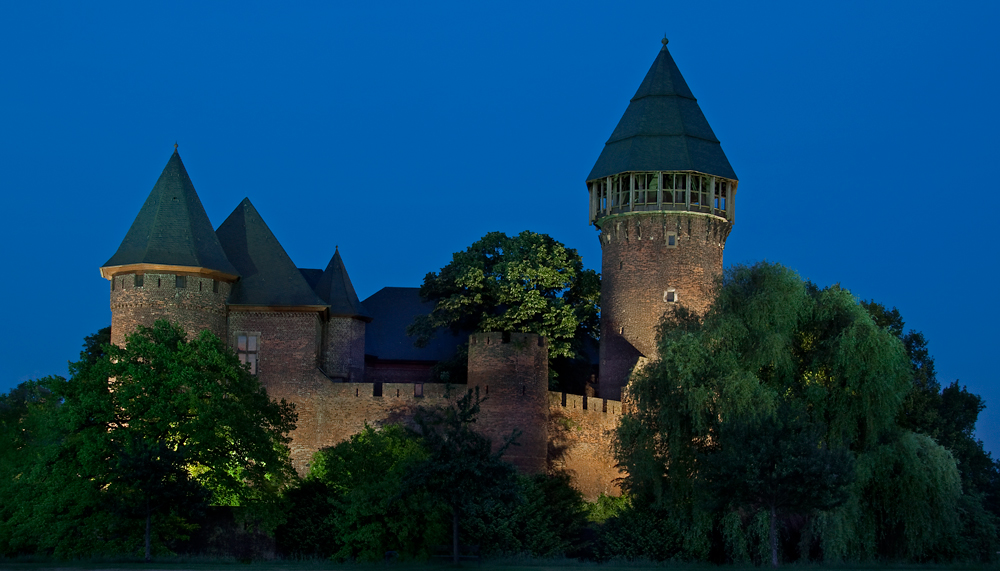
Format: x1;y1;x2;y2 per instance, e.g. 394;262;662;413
664;289;678;303
111;278;115;292
157;277;161;288
666;232;677;247
134;274;144;288
237;334;259;374
373;383;383;397
414;383;424;397
213;279;219;293
175;275;187;289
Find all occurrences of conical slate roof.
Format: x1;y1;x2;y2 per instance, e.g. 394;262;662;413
314;248;372;321
102;150;239;276
216;198;328;308
587;41;737;182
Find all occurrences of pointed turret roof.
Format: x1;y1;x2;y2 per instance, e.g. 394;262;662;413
587;40;737;181
216;198;328;309
102;150;239;278
314;248;372;321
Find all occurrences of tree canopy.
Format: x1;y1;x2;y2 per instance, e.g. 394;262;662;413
407;231;599;386
614;262;984;563
0;321;297;558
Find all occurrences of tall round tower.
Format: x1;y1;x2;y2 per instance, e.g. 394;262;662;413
101;150;240;346
589;39;738;400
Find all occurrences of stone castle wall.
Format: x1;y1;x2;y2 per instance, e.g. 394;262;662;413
322;317;366;381
548;392;623;500
109;272;230;346
468;332;550;474
599;212;731;399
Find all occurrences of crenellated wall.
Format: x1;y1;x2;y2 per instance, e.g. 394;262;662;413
468;332;550;474
548;392;623;500
109;271;230;346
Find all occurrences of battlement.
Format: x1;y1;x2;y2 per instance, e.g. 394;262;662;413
549;392;622;416
469;331;548;348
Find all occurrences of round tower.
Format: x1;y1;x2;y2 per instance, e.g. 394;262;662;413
589;39;738;400
101;149;240;346
467;332;549;474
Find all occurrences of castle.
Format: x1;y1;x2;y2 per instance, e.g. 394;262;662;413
99;39;736;499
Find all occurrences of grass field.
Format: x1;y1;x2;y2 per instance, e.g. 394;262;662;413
1;557;997;571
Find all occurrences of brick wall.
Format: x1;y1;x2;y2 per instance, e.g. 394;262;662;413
365;361;436;384
109;272;230;346
322;316;366;381
548;392;623;500
468;332;549;474
598;212;731;400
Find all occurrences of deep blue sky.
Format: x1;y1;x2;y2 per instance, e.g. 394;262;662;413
2;2;998;454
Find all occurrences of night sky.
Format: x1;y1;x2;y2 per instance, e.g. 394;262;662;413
3;2;998;454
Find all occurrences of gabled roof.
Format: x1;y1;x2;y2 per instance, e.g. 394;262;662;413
216;198;329;309
102;150;239;277
363;287;464;362
314;248;371;321
587;40;737;182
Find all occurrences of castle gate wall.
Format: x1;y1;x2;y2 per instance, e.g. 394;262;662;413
548;392;623;500
109;272;229;346
599;212;730;400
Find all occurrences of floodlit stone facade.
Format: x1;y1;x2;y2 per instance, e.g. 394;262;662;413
99;41;736;500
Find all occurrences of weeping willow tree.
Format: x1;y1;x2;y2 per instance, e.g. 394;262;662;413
614;262;966;563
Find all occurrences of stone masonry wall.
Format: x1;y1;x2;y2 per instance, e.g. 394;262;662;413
468;333;549;474
322;317;366;381
109;272;230;346
548;392;623;500
599;212;731;400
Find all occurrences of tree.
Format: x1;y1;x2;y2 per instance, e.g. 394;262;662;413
404;388;520;563
698;406;854;566
0;321;298;558
407;231;600;386
614;262;965;562
297;424;445;561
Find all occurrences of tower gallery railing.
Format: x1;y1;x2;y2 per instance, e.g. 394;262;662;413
589;171;736;224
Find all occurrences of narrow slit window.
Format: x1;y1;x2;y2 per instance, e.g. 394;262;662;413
213;279;219;293
414;383;424;397
134;274;143;288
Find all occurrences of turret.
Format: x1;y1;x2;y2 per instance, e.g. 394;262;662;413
589;39;738;400
314;247;371;381
101;149;239;346
467;332;549;474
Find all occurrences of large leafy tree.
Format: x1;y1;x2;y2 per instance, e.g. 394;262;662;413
405;389;521;563
407;231;599;386
614;262;968;562
0;321;298;558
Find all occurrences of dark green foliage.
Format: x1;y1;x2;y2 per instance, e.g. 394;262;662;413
273;479;339;558
407;231;600;389
461;472;589;557
698;407;854;566
405;388;520;563
862;300;1000;557
0;321;297;558
309;424;446;562
615;262;982;563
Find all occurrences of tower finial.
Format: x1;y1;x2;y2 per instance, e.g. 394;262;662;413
174;141;178;151
661;35;668;47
